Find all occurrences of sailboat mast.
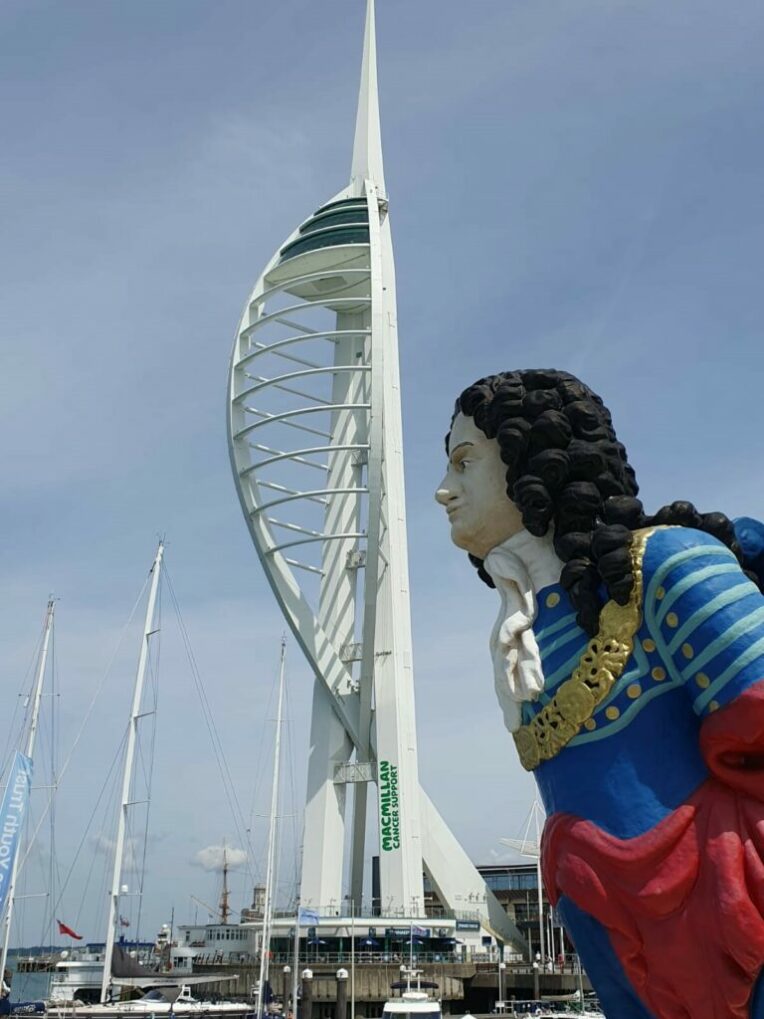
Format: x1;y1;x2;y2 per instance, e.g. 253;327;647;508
0;598;55;977
24;599;55;763
220;842;230;925
257;638;286;1019
101;543;164;1004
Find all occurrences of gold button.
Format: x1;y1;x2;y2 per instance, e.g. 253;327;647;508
546;592;560;609
696;673;710;689
605;706;620;720
651;667;666;682
708;700;720;713
642;638;656;653
584;719;596;731
681;643;694;659
627;683;642;699
666;612;679;628
656;587;666;600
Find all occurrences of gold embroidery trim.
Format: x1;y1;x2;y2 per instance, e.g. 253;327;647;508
513;527;656;771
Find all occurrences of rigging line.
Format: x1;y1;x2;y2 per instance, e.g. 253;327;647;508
49;616;58;947
48;726;128;929
77;738;127;934
135;585;161;945
2;603;50;770
283;678;300;903
162;567;255;868
164;568;252;863
249;664;288;890
26;799;52;956
37;719;65;949
35;614;64;950
0;621;46;788
17;575;152;877
12;797;37;950
25;648;60;949
21;714;59;953
245;676;278;888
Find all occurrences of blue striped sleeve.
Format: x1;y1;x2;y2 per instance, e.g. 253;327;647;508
642;528;764;718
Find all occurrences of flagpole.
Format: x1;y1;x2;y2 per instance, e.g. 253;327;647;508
292;910;299;1017
257;638;287;1019
350;900;355;1019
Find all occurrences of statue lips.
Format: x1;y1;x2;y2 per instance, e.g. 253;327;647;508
444;500;463;528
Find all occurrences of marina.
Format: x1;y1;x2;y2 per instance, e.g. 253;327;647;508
0;3;590;1016
8;955;600;1019
4;0;760;1007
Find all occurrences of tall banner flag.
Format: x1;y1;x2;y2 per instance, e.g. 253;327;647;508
298;907;320;926
0;752;33;920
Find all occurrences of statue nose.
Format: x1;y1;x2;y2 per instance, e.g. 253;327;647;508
435;482;453;506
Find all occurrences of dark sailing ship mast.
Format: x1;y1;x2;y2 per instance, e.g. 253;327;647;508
219;842;230;925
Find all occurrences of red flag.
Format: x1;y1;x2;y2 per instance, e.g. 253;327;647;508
57;920;83;940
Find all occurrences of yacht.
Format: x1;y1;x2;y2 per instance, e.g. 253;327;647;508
47;985;254;1019
49;949;110;1005
381;969;442;1019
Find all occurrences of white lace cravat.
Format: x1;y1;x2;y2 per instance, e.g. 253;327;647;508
483;530;564;733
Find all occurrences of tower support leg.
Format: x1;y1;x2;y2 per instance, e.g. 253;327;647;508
301;680;352;911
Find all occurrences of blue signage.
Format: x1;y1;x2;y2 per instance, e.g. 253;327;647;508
0;752;32;919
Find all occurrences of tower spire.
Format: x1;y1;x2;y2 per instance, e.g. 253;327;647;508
350;0;385;196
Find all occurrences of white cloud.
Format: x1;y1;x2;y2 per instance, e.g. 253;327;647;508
92;835;141;875
193;844;248;873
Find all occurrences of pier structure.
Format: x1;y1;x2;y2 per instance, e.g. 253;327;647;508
226;0;523;951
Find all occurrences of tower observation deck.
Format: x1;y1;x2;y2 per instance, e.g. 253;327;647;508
227;0;524;950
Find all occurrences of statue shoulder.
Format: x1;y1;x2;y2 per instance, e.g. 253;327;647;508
638;525;744;615
640;524;736;572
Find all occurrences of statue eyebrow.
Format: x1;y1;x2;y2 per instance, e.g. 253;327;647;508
449;441;474;464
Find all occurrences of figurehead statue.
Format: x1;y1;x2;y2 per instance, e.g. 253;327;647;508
436;369;764;1019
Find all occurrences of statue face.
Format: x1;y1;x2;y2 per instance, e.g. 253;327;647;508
435;413;524;558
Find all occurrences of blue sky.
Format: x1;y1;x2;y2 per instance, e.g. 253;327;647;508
2;0;763;949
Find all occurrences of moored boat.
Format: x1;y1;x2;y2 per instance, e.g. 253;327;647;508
47;985;253;1019
382;968;442;1019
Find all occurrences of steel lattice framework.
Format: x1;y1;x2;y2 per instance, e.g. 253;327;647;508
227;0;525;948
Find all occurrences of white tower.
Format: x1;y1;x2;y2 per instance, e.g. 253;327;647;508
227;0;525;947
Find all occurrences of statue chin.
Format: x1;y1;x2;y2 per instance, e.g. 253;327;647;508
449;526;475;554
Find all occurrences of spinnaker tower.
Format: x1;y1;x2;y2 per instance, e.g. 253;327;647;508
227;0;523;948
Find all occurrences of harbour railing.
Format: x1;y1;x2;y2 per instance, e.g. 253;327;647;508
270;905;483;922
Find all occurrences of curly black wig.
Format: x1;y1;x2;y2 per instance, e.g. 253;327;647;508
448;369;760;636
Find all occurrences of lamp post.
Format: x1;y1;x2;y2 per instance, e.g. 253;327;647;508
336;968;349;1019
533;954;540;1001
301;968;313;1019
282;966;291;1014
